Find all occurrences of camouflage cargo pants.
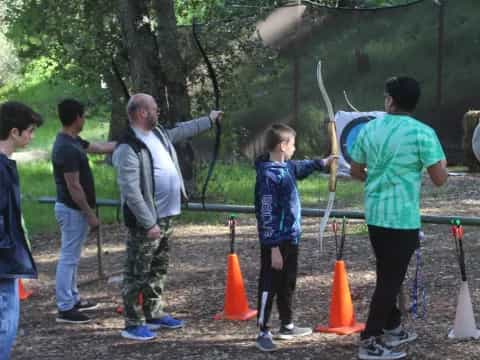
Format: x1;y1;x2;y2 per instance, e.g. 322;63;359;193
122;217;173;327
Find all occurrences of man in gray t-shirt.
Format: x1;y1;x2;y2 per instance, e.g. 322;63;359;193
113;93;223;341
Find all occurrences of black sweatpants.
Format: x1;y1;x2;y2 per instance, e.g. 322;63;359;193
257;242;298;332
361;225;419;340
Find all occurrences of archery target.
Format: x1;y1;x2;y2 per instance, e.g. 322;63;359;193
340;115;375;163
334;111;385;170
472;122;480;163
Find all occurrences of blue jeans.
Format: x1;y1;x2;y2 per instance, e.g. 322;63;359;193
55;202;88;311
0;278;19;360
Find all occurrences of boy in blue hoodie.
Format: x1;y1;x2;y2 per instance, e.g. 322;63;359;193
0;101;43;359
254;123;334;352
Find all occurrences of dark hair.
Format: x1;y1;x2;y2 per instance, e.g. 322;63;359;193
385;76;421;112
0;101;43;140
58;99;84;126
264;123;296;152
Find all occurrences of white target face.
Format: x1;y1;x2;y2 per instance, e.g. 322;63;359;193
340;116;375;163
334;111;385;168
472;123;480;163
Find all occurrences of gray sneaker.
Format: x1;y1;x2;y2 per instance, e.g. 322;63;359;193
277;324;312;340
255;332;278;352
383;326;418;347
358;337;406;360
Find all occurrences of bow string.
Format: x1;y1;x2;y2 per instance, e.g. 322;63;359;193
317;60;339;253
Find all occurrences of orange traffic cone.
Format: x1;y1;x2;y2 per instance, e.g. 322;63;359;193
315;260;364;335
18;279;32;300
214;253;257;321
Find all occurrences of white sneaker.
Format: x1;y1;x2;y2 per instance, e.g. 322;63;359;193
277;324;312;340
383;326;418;347
358;337;406;360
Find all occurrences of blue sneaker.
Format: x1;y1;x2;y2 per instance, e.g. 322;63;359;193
146;315;184;330
121;325;156;341
256;332;278;352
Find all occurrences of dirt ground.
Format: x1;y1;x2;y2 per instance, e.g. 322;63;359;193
11;174;480;360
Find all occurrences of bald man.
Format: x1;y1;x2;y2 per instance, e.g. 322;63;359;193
113;93;222;341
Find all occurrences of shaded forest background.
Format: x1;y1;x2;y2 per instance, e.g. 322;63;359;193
1;0;478;163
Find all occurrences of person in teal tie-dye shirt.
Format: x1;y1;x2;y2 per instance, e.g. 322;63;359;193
350;77;448;360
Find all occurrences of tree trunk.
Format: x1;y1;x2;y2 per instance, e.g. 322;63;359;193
115;0;197;196
104;68;129;141
117;0;167;115
152;0;191;124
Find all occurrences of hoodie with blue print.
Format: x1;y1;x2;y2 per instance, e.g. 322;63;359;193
254;154;326;247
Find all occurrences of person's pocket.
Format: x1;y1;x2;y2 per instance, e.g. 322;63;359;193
54;207;71;229
123;203;137;228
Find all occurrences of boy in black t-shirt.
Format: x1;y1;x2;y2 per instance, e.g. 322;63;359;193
52;99;116;324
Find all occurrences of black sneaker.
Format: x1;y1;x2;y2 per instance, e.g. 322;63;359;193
56;308;91;324
74;299;98;312
358;337;406;360
277;325;312;340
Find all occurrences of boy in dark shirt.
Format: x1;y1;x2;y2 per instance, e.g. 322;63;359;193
52;99;116;323
0;101;43;359
350;77;447;360
254;123;334;351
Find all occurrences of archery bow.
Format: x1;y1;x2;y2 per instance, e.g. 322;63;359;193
192;18;222;209
343;89;360;112
317;60;339;253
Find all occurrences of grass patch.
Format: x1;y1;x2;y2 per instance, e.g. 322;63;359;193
0;58;110;151
183;162;364;224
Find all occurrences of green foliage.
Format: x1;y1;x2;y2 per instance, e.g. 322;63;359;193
0;58;110;150
295;105;328;157
0;33;20;86
175;0;224;24
0;2;20;86
216;0;479;161
4;0;119;92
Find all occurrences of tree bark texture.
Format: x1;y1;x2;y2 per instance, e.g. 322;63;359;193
104;67;129;141
115;0;196;195
152;0;191;125
116;0;191;125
